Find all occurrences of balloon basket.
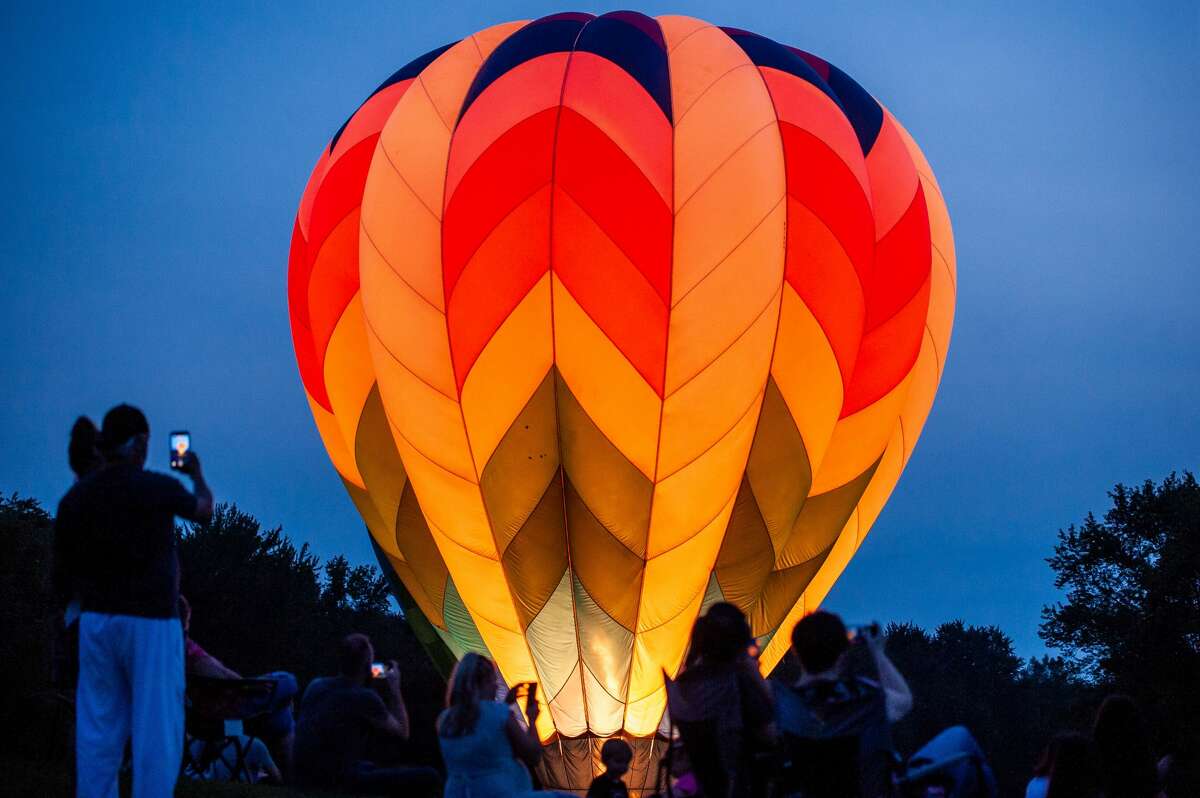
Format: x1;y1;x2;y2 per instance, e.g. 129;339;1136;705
537;733;669;797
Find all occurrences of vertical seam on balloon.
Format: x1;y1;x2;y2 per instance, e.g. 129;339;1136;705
375;140;444;221
780;128;875;278
544;659;580;706
932;242;956;291
841;102;878;413
335;347;376;474
416;73;453;132
673;121;777;214
872;173;923;243
668;195;784;310
545;18;593;741
738;56;793;568
428;33;544;694
644;478;743;563
860;264;932;341
391;494;451;631
564;471;648;563
361;314;457;401
551;279;662;405
657;286;777;400
924;324;943;375
673;62;756;127
623;11;675;739
444;179;554;310
555;181;670;304
361;223;444;314
665;21;707;55
580;656;629;705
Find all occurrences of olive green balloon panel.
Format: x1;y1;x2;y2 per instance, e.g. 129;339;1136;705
288;11;955;795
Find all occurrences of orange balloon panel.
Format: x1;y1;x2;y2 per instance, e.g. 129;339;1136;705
288;11;955;791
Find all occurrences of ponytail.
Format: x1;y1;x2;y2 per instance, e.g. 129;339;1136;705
68;416;102;478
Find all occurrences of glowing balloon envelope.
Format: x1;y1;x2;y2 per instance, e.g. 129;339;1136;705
288;11;954;791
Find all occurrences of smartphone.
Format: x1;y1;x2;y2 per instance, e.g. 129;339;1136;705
371;662;387;679
169;431;191;470
510;681;538;703
846;622;880;643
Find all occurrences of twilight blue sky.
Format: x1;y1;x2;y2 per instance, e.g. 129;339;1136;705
2;2;1197;657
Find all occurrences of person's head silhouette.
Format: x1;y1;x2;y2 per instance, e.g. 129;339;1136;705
790;610;850;676
97;404;150;466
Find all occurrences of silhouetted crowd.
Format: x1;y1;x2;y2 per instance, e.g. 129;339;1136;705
52;404;1198;797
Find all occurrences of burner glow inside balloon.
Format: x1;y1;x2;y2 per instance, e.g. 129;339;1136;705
288;11;954;790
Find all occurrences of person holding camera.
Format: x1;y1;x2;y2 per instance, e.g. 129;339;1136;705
773;612;911;798
53;404;213;798
437;652;575;798
293;633;440;796
791;613;913;723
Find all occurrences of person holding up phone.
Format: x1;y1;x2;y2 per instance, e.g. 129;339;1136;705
438;653;575;798
293;633;441;796
53;404;213;798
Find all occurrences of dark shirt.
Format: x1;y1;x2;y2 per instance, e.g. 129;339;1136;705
773;676;892;798
670;659;775;798
675;659;775;732
294;676;391;789
54;463;196;619
587;772;630;798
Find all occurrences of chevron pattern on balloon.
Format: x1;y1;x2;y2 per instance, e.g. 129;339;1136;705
287;11;956;794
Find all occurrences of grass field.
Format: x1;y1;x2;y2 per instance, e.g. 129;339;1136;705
4;756;353;798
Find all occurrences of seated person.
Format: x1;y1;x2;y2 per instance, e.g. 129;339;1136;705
774;612;912;798
669;602;775;798
185;733;281;784
789;613;912;720
1025;732;1096;798
588;738;633;798
438;652;574;798
179;595;297;773
294;633;440;797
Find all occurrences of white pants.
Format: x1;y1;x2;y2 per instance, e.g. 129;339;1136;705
76;612;184;798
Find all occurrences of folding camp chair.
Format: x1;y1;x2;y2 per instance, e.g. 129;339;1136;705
773;678;896;798
664;671;763;798
181;675;277;783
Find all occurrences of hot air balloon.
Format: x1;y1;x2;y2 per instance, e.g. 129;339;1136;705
288;12;955;794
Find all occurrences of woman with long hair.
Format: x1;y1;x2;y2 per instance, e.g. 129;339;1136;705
68;416;104;479
1093;695;1159;798
438;653;573;798
53;416;106;690
1026;732;1099;798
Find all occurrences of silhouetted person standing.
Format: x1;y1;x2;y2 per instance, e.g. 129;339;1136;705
54;404;213;798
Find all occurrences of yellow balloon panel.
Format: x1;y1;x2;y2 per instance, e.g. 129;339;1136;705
288;14;956;761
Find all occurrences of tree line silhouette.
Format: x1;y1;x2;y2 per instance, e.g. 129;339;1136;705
2;471;1195;795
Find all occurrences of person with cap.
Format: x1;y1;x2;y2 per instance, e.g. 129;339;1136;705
54;404;213;798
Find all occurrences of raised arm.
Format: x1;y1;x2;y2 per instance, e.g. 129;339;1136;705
180;452;214;522
504;689;543;770
373;661;410;740
865;629;913;722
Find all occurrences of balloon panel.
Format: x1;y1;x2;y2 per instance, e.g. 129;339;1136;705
287;11;956;764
